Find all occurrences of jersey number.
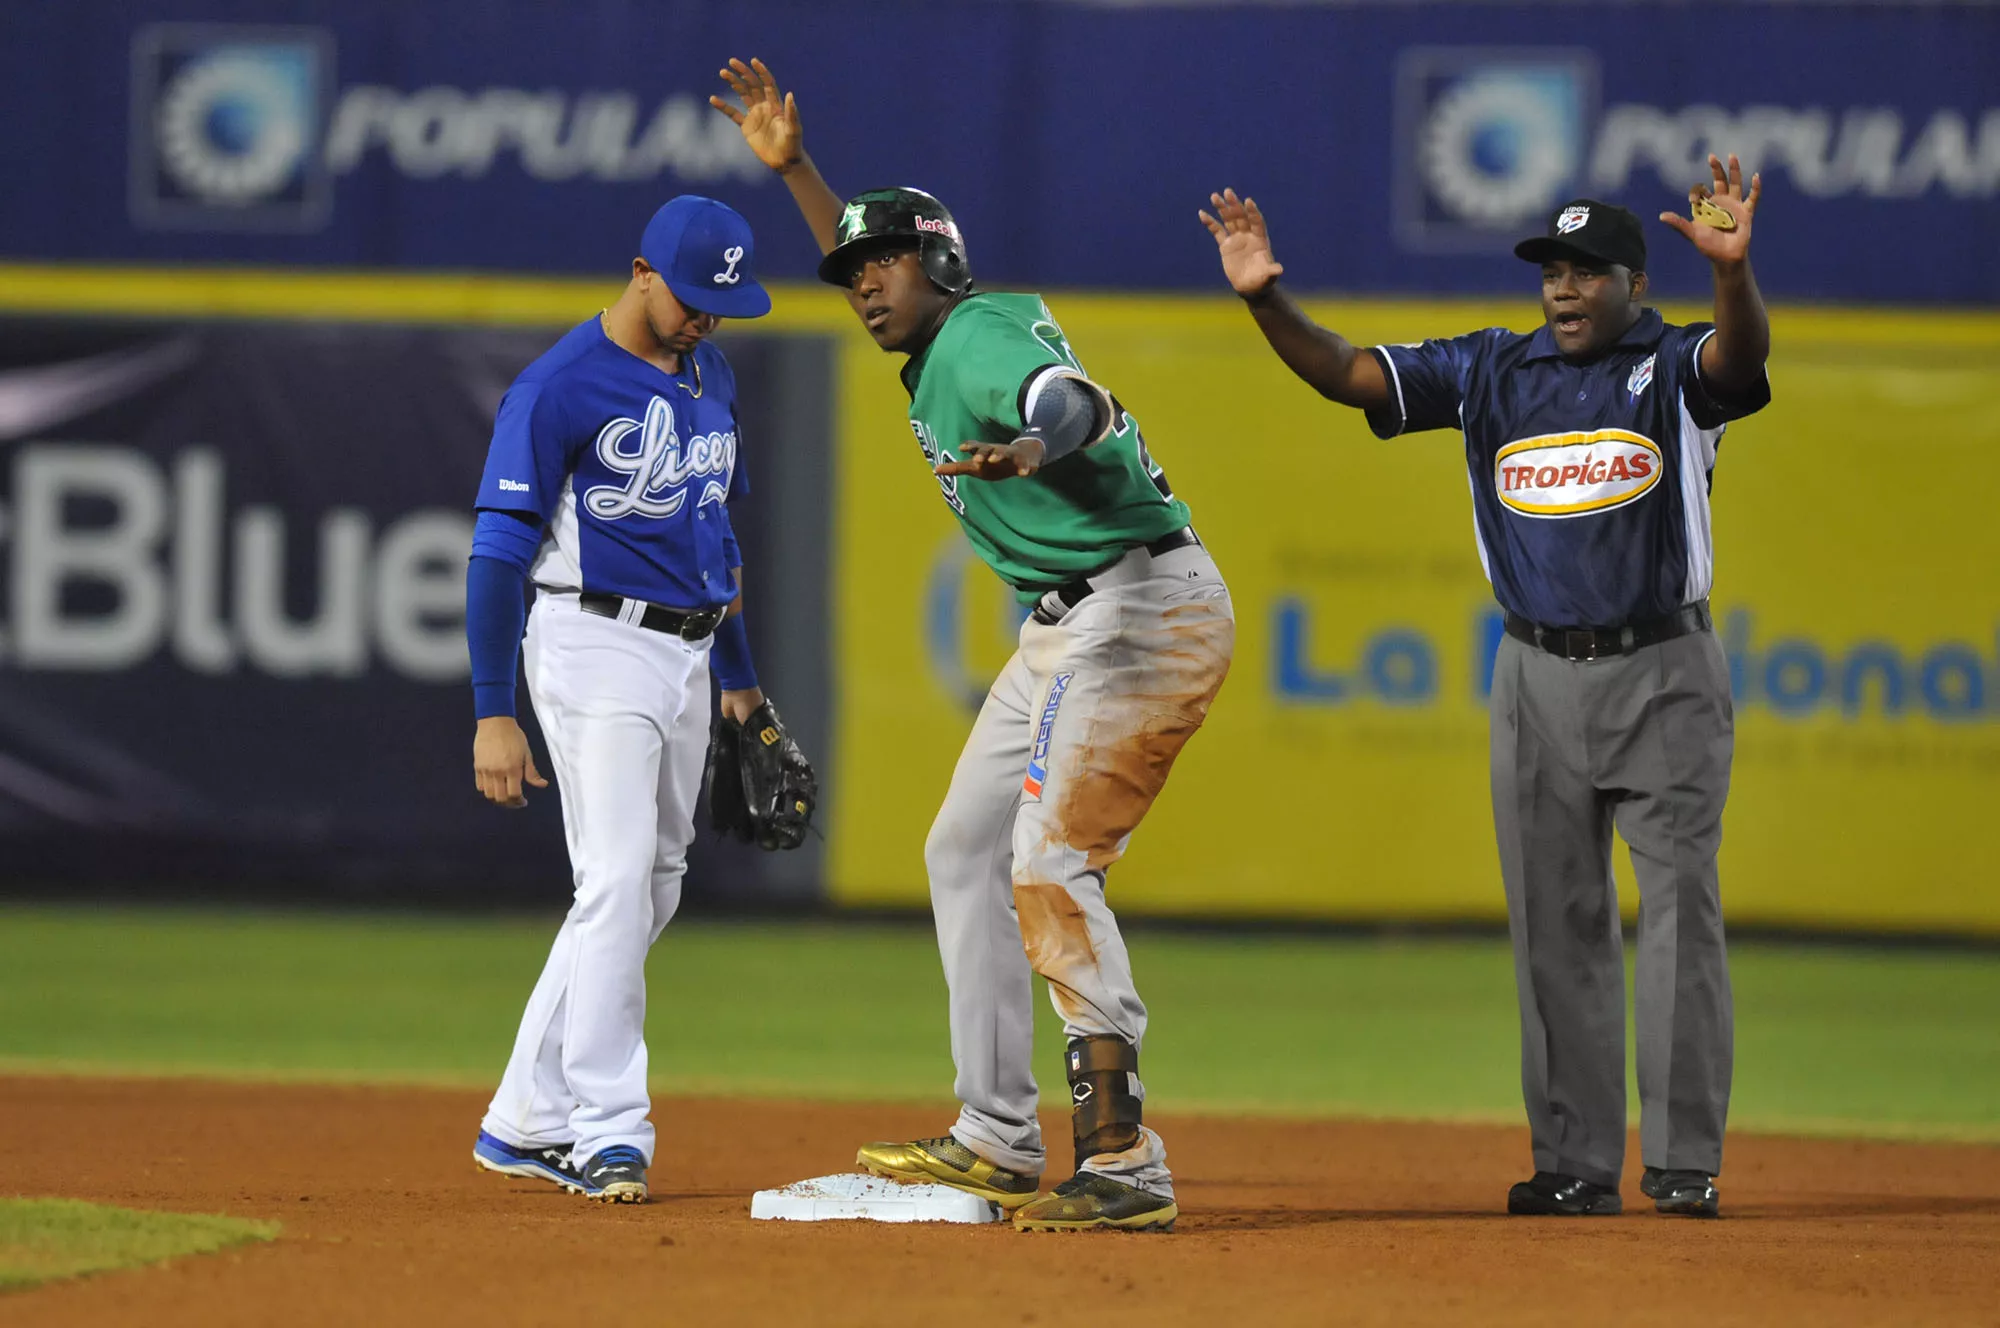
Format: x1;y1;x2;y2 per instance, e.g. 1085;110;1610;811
1033;315;1171;498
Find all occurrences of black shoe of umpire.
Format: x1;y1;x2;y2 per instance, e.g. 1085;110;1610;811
1641;1167;1720;1218
1507;1171;1623;1216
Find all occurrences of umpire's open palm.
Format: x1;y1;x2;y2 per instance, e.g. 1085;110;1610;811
1200;189;1284;297
1660;153;1760;265
711;58;803;173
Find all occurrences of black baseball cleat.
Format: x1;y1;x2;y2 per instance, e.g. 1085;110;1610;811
1641;1167;1720;1217
1507;1171;1623;1216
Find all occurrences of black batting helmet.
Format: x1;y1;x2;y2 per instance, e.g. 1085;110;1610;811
817;187;971;293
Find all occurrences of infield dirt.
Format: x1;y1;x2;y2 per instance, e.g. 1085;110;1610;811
2;1076;1996;1326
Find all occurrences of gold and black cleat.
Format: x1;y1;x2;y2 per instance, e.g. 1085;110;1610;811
855;1136;1041;1211
1013;1172;1178;1233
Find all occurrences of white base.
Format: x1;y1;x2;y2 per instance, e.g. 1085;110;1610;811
750;1172;1001;1224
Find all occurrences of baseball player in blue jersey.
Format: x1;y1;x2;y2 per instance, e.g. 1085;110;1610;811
1205;157;1771;1218
462;195;811;1204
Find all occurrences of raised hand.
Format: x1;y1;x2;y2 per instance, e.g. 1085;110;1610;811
936;437;1046;481
711;57;803;174
1200;189;1285;297
1659;153;1759;266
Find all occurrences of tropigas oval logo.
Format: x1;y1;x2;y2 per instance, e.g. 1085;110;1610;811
1494;429;1662;519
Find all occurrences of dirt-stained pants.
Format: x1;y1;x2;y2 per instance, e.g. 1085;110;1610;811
925;541;1233;1199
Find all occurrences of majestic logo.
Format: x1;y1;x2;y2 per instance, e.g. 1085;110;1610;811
1393;49;1599;252
839;201;869;242
1022;672;1074;800
1626;353;1656;401
584;395;736;521
1556;204;1590;233
713;245;744;285
1494;429;1661;518
130;24;334;231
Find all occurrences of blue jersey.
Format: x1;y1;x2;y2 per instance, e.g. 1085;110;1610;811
1367;309;1770;628
474;317;748;609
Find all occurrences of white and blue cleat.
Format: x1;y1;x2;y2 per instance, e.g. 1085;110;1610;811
577;1145;649;1204
473;1131;583;1192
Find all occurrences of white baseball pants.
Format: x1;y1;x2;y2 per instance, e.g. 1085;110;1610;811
480;593;711;1168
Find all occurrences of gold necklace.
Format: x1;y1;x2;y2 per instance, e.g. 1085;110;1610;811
600;309;702;397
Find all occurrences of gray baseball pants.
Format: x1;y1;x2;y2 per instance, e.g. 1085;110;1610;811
1489;626;1735;1189
924;542;1233;1198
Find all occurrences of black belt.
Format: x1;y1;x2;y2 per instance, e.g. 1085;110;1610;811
1035;527;1201;625
578;592;727;641
1504;600;1711;662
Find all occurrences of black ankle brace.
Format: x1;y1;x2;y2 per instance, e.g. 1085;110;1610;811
1065;1035;1142;1169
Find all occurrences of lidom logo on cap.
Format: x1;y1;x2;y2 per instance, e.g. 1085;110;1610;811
1494;429;1661;519
1556;204;1590;234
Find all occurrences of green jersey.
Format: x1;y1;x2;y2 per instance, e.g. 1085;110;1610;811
900;292;1192;600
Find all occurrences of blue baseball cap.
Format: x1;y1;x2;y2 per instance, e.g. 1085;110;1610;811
639;195;771;319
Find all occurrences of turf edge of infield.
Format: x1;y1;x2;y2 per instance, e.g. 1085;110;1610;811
0;1197;278;1293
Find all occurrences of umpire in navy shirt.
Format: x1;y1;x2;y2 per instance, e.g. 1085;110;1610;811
1203;155;1771;1218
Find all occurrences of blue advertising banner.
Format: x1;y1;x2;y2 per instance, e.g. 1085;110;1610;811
0;316;831;903
1;1;1995;303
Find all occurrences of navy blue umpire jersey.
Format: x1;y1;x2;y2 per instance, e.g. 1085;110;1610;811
475;316;748;609
1365;309;1771;628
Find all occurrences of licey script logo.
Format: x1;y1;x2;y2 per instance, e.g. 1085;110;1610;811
584;395;736;521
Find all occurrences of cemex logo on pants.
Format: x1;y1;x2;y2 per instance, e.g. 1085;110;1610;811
128;23;763;231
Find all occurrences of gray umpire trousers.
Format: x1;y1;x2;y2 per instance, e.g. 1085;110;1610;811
1489;626;1735;1189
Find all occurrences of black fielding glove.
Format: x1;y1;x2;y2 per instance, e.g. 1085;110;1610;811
738;700;816;852
704;714;755;842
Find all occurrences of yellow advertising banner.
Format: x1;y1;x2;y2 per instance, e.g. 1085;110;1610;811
827;295;2000;935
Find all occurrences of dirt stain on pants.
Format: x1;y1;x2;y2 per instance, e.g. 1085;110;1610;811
1013;880;1099;1022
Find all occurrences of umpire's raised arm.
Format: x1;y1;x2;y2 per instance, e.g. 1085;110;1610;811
1658;153;1771;398
1199;189;1391;411
712;58;846;256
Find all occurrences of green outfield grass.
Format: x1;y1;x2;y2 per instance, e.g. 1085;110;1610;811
0;906;1995;1141
0;1198;275;1291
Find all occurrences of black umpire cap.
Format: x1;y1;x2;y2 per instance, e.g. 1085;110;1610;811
1515;199;1647;271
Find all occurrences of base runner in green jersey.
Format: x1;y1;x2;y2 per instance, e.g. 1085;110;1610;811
717;58;1234;1233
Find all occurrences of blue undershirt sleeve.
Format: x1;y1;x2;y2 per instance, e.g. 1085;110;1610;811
710;610;758;691
466;510;542;720
710;567;757;692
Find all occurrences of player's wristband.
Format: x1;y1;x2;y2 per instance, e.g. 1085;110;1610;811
710;610;758;692
466;555;529;719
